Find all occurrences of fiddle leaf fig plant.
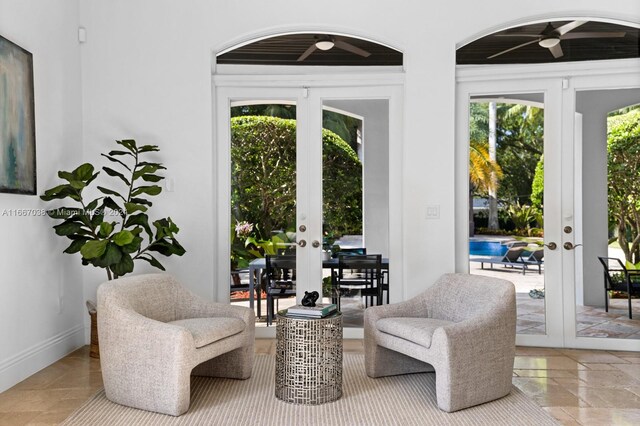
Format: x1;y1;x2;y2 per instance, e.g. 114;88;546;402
41;139;185;280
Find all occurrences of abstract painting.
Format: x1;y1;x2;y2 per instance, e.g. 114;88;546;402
0;35;36;194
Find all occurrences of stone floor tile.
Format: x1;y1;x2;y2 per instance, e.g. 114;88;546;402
513;356;587;370
515;347;563;356
561;407;640;425
559;349;630;364
513;369;578;378
512;377;588;407
612;363;640;381
576;369;640;388
582;363;619;370
542;407;581;425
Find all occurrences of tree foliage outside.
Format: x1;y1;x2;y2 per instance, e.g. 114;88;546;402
469;101;544;236
230;115;362;242
231;104;361;153
531;155;544;209
607;108;640;263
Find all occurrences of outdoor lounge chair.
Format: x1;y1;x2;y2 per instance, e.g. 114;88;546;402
597;256;640;319
524;249;544;274
470;243;529;275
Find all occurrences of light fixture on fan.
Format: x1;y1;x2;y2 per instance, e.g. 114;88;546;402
315;39;335;50
488;20;626;60
297;34;371;61
538;36;560;48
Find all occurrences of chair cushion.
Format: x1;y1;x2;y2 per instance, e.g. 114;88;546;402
168;317;246;348
376;317;454;348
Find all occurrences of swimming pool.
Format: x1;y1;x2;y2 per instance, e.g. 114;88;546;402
469;240;508;257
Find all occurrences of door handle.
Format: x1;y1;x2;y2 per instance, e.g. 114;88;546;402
298;240;307;247
544;242;557;250
563;242;582;250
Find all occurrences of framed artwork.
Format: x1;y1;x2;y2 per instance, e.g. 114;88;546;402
0;34;36;195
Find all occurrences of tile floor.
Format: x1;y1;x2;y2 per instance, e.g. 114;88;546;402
0;342;638;425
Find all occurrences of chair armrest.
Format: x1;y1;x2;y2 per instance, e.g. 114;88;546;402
432;310;516;366
364;294;427;337
178;292;255;325
99;304;194;362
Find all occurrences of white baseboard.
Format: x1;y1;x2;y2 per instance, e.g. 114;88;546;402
0;324;86;393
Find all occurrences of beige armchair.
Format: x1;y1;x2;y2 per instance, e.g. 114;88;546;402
97;273;255;416
364;273;516;412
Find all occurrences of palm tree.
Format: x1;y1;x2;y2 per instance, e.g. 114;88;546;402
469;139;503;236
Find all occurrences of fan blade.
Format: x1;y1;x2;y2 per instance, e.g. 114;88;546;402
561;31;626;40
495;34;541;37
549;43;564;58
555;20;587;36
297;44;317;62
334;40;371;57
487;39;540;59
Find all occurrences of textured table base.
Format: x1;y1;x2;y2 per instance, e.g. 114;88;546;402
275;312;343;405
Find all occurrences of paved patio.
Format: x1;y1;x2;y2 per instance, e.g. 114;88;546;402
470;261;640;339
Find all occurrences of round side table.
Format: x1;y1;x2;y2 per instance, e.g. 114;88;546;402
275;311;343;405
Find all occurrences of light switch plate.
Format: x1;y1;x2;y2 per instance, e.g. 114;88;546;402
425;204;440;219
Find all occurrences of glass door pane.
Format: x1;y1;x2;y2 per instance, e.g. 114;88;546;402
467;93;548;336
575;88;640;340
228;101;298;327
320;98;390;328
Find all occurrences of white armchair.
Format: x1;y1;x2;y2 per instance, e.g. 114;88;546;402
364;273;516;412
97;273;255;416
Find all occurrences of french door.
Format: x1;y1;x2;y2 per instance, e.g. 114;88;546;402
456;61;640;351
214;78;403;337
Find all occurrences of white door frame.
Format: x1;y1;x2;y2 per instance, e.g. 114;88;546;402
213;72;404;338
456;76;565;348
456;58;640;350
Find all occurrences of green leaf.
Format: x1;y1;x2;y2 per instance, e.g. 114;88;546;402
97;186;126;200
121;236;143;254
103;167;131;186
99;222;114;238
148;238;186;256
108;150;133;157
86;199;99;212
85;172;100;187
40;184;79;201
124;202;148;214
113;230;134;246
141;174;163;182
101;153;131;171
91;210;105;229
138;254;165;271
57;171;75;182
63;238;90;254
80;239;109;259
92;243;123;267
72;163;95;181
130;197;152;206
131;185;162;197
110;253;134;277
53;220;84;236
117;139;137;152
138;145;160;153
133;164;163;179
101;197;123;214
125;213;152;239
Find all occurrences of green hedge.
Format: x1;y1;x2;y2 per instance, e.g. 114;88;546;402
231;116;362;238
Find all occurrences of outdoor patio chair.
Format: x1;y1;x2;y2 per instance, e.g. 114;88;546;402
333;254;383;309
597;256;640;319
265;254;297;325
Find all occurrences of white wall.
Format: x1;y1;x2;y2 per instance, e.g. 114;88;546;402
324;99;390;257
0;0;84;392
2;0;639;391
576;88;640;307
77;0;640;302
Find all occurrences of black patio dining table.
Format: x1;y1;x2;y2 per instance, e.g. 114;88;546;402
247;257;389;318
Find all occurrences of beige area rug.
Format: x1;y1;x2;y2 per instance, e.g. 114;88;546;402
62;354;558;426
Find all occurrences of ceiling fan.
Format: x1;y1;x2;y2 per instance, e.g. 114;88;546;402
488;21;626;59
297;35;371;62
